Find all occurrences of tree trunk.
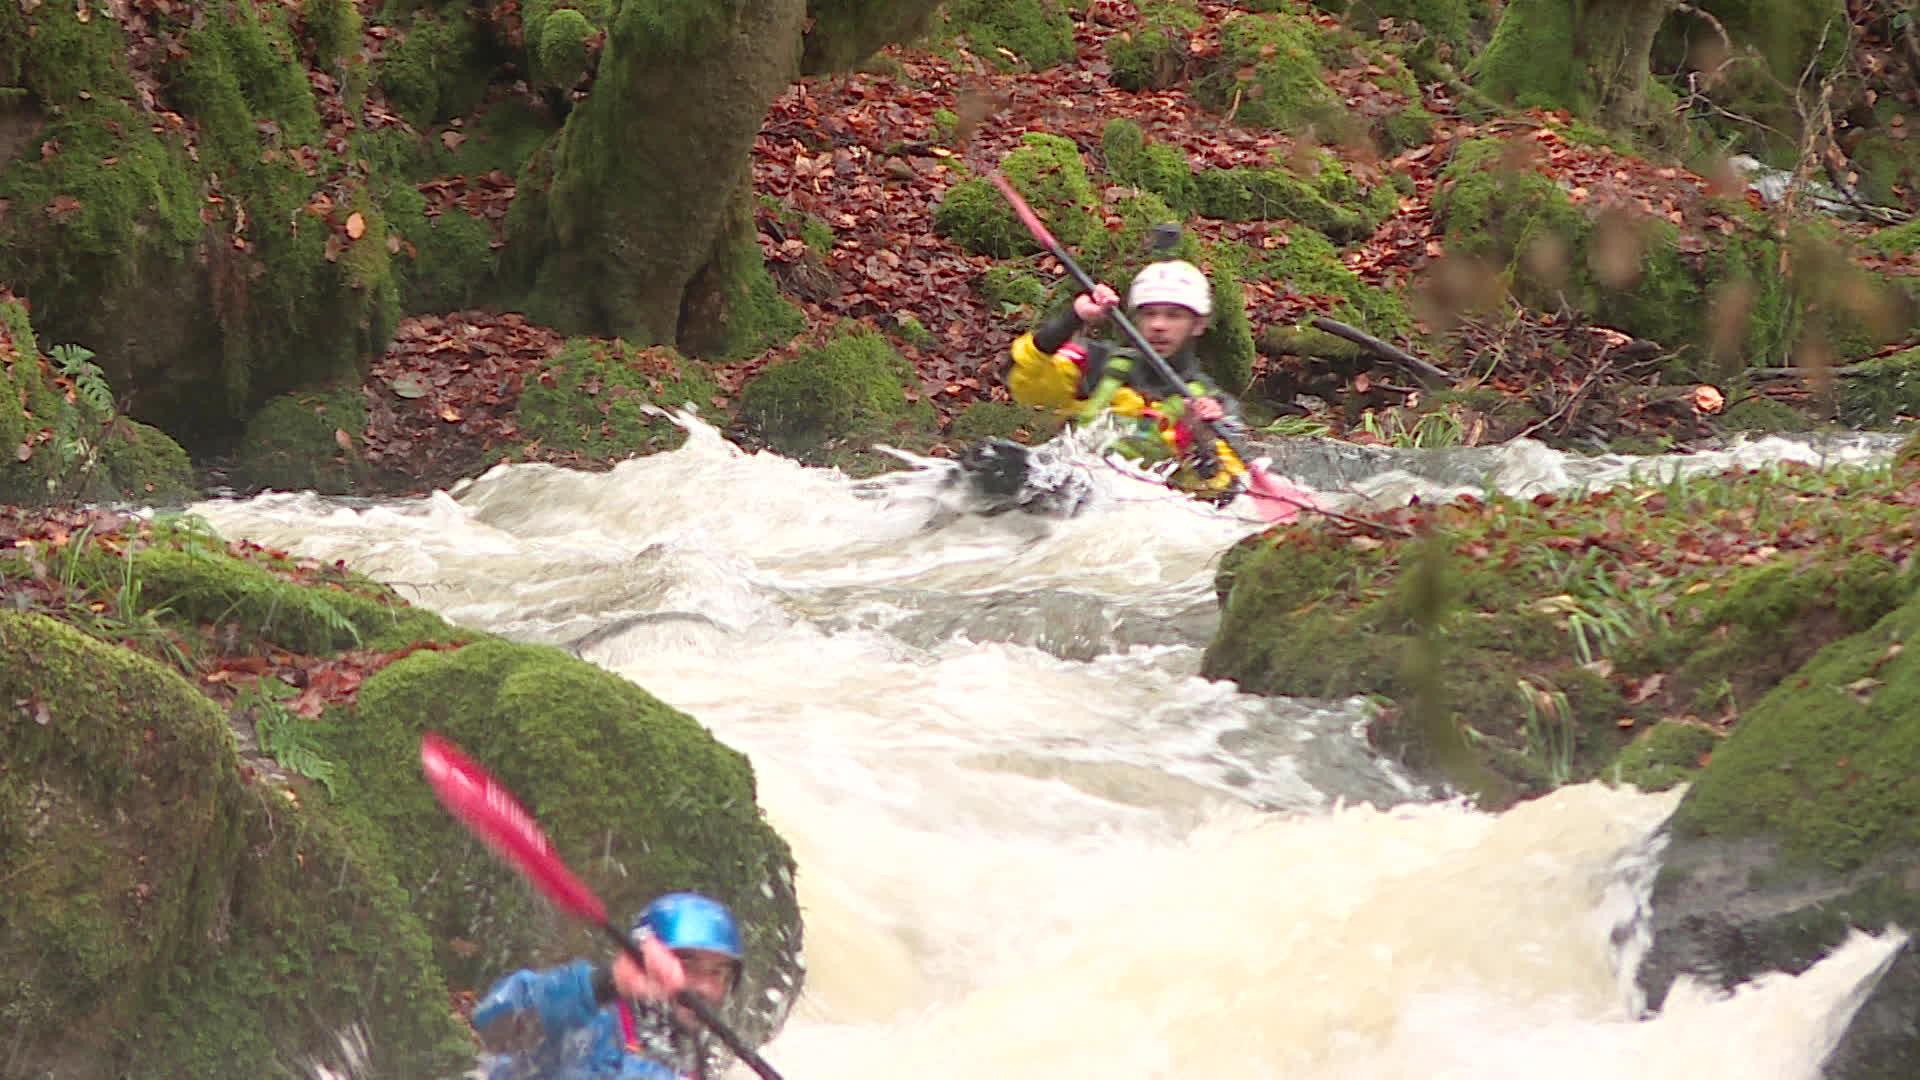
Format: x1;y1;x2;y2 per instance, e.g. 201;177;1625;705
1473;0;1671;126
506;0;809;344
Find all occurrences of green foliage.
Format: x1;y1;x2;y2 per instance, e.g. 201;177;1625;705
739;328;934;453
1224;228;1411;337
1104;0;1203;91
1100;119;1196;211
982;265;1052;314
1866;219;1920;259
939;0;1077;71
243;676;341;796
532;6;599;87
1193;166;1371;240
1468;0;1579;112
934;134;1099;257
233;389;368;495
1193;13;1347;134
515;339;718;458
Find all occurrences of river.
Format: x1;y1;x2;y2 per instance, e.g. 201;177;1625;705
193;422;1907;1080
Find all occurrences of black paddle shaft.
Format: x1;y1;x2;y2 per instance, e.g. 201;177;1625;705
599;922;785;1080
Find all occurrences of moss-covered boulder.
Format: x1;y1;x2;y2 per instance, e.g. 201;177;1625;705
1838;348;1920;429
0;611;474;1079
1204;457;1920;800
1192;12;1348;135
1193;165;1374;240
516;338;718;459
948;399;1066;444
320;638;803;1042
1100;119;1196;212
937;0;1077;71
1104;0;1204;91
739;328;935;455
232;388;370;495
1;297;194;504
1638;581;1920;1079
1312;0;1474;44
1223;226;1411;339
376;7;492;128
935;133;1100;258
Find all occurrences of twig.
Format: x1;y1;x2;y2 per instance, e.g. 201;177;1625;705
1512;356;1613;441
1745;362;1876;380
1307;316;1452;386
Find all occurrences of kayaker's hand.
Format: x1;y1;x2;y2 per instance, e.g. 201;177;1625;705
613;934;686;1003
1073;283;1120;323
1189;396;1225;423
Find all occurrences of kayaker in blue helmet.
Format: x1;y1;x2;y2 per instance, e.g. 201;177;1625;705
471;891;745;1080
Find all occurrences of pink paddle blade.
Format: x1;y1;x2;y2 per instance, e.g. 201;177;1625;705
420;732;608;926
1244;466;1316;524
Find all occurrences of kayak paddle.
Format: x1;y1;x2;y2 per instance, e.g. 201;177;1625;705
420;732;786;1080
988;171;1318;525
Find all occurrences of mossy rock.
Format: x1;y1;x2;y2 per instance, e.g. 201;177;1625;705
321;638;802;1043
1837;348;1920;429
376;8;492;127
1205;462;1920;799
981;264;1052;314
1610;721;1719;793
934;133;1100;258
738;329;935;454
1192;13;1348;135
1719;395;1813;435
93;419;197;505
1193;166;1371;240
1104;0;1203;91
233;388;369;495
0;611;472;1078
1311;0;1473;43
1100;119;1196;211
395;205;498;314
938;0;1077;71
1432;139;1592;302
529;3;602;88
1223;228;1411;338
948;400;1067;444
515;338;718;459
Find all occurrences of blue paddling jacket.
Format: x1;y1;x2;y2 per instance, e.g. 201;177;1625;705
471;961;699;1080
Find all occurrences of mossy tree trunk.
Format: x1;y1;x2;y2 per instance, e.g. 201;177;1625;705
506;0;945;352
1474;0;1674;127
507;1;808;343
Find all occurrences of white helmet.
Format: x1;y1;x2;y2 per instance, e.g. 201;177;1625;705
1126;260;1211;318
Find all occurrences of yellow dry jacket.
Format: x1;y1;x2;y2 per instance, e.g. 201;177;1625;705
1007;332;1147;419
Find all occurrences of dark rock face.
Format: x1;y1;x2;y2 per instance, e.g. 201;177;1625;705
1636;827;1920;1079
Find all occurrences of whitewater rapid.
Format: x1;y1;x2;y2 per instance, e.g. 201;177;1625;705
193;422;1905;1079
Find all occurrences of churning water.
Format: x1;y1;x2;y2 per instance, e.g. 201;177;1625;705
193;421;1907;1079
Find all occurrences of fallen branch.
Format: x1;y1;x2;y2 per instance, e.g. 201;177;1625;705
1745;362;1877;380
1267;313;1443;384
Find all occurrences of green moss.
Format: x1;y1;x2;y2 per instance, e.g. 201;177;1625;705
1206;459;1920;798
323;639;800;1022
0;103;203;323
1378;103;1437;152
948;400;1065;444
1672;584;1920;873
939;0;1077;70
302;0;365;67
1193;13;1348;134
398;205;497;313
1433;138;1591;304
0;4;135;106
1866;219;1920;258
934;133;1099;258
1193;166;1372;240
377;9;489;127
515;338;717;459
982;265;1052;312
1612;722;1718;792
1100;119;1196;211
94;419;196;504
739;328;934;454
757;194;836;256
1468;0;1579;112
233;389;369;495
682;194;805;360
0;611;470;1077
533;6;598;88
1837;348;1920;429
1719;395;1812;434
1104;0;1203;91
1228;228;1410;336
799;0;945;74
1312;0;1472;42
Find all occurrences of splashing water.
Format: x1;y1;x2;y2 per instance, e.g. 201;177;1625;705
192;419;1905;1079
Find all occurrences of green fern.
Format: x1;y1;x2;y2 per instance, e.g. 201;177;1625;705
246;678;341;797
50;343;113;422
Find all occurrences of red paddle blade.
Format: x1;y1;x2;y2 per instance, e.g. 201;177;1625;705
1244;466;1316;525
420;733;608;926
989;172;1061;252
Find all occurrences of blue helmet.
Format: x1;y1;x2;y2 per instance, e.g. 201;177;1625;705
633;892;743;962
